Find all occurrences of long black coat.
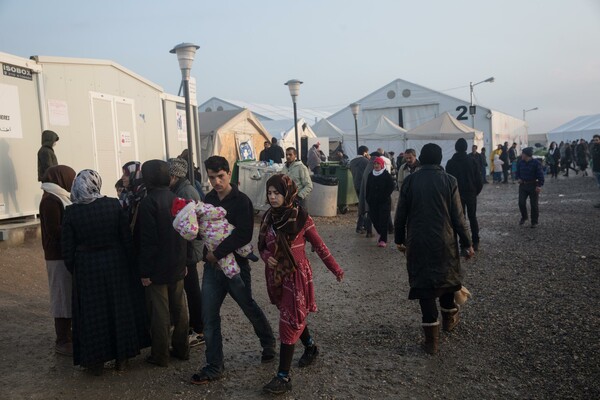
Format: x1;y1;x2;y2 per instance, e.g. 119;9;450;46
62;196;143;367
446;152;483;198
394;165;471;299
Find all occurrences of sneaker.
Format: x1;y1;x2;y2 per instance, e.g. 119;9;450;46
55;342;73;356
263;375;292;394
298;344;319;368
261;348;276;364
377;241;387;248
191;370;219;385
519;218;527;226
246;252;259;262
189;334;201;348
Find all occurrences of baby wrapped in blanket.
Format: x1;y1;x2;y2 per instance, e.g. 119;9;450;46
171;198;258;278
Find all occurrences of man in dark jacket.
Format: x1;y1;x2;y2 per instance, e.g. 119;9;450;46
394;143;473;355
37;130;59;181
515;147;544;228
500;141;510;183
191;156;275;384
139;159;189;367
265;137;284;164
591;135;600;208
168;158;204;348
446;138;484;250
349;145;370;233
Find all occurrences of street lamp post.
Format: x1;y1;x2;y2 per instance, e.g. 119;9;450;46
285;79;303;159
349;103;360;154
523;107;539;122
170;42;200;181
469;76;495;129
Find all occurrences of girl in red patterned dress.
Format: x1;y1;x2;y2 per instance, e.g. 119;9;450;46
258;174;344;394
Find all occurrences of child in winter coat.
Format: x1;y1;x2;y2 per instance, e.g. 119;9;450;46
493;155;504;183
171;198;258;278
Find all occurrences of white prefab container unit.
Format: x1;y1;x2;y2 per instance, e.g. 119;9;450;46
326;78;527;153
0;52;197;221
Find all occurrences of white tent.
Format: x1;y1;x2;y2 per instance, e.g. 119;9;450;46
260;118;317;150
547;114;600;144
405;112;484;166
312;118;345;140
330;115;407;157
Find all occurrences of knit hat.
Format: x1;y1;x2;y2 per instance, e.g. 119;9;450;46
522;147;533;157
373;157;385;168
418;143;443;165
172;201;199;241
168;157;188;178
455;138;468;152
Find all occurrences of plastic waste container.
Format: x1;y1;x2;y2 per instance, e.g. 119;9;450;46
307;175;338;217
319;162;358;214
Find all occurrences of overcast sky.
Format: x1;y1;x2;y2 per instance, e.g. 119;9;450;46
1;0;599;133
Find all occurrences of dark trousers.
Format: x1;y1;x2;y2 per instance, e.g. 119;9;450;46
184;263;203;334
368;203;391;242
460;195;479;244
201;262;275;378
549;163;558;178
519;183;539;224
419;293;455;323
502;165;509;183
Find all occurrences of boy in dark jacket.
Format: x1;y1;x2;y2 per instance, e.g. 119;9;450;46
139;159;189;367
37;130;59;181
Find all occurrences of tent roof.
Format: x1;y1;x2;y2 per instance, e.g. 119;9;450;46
311;118;346;138
260;118;316;141
357;115;407;139
406;112;483;140
199;97;331;122
548;113;600;134
199;109;246;134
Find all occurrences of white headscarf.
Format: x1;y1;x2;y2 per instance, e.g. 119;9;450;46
71;169;104;204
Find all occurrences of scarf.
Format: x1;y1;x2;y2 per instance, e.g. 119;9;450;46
258;174;308;296
71;169;104;204
122;161;146;227
372;168;384;176
41;182;72;208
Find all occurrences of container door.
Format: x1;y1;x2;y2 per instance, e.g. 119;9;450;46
115;98;139;168
91;94;119;183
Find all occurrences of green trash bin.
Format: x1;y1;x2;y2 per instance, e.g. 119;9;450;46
318;162;358;214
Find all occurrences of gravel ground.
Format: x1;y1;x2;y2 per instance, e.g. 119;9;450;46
0;173;599;399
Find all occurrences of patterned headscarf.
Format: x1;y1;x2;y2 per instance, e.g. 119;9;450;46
258;174;308;294
70;169;104;204
121;161;146;207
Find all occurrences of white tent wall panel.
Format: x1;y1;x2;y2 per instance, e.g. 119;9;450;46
490;112;527;150
0;54;44;219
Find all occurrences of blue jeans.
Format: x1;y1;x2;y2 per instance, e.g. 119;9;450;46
201;262;275;378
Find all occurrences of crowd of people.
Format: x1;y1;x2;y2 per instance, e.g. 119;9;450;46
35;128;600;394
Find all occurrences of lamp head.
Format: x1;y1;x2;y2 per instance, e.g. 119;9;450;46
349;103;360;117
170;42;200;79
485;77;495;83
285;79;303;101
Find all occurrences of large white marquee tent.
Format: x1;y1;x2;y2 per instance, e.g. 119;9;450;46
547;114;600;144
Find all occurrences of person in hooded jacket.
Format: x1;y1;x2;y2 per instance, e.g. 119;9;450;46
395;143;474;355
37;130;59;181
365;157;395;247
39;165;76;356
446;138;484;251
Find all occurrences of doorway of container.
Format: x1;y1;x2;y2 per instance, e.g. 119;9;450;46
90;92;139;185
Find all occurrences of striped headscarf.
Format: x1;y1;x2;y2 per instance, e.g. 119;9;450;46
70;169;104;204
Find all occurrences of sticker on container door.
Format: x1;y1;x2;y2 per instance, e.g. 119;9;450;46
120;131;132;147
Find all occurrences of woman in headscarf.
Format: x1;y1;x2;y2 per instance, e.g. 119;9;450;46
62;170;143;375
39;165;76;356
545;141;560;179
120;161;146;230
365;156;395;247
258;174;344;395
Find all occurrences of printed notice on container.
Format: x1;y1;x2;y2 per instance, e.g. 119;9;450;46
120;131;132;147
48;99;70;126
176;106;187;142
0;83;23;138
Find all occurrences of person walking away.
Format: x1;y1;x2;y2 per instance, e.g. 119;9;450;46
349;146;370;234
258;174;344;394
191;156;275;384
259;141;271;162
394;143;474;355
493;155;504;183
446;139;483;251
545;142;560;180
138;160;190;367
515;148;545;228
282;147;313;208
562;143;577;177
480;147;489;183
500;142;510;183
62;170;143;375
576;139;590;176
468;145;484;183
366;157;395;247
590;135;600;208
37;130;59;181
266;137;285;164
307;142;326;174
508;143;518;182
39;165;76;356
168;158;205;348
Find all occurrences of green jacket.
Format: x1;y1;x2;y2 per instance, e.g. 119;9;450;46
282;160;313;200
37;130;59;181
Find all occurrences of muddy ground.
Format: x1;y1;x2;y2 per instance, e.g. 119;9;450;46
1;174;599;399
